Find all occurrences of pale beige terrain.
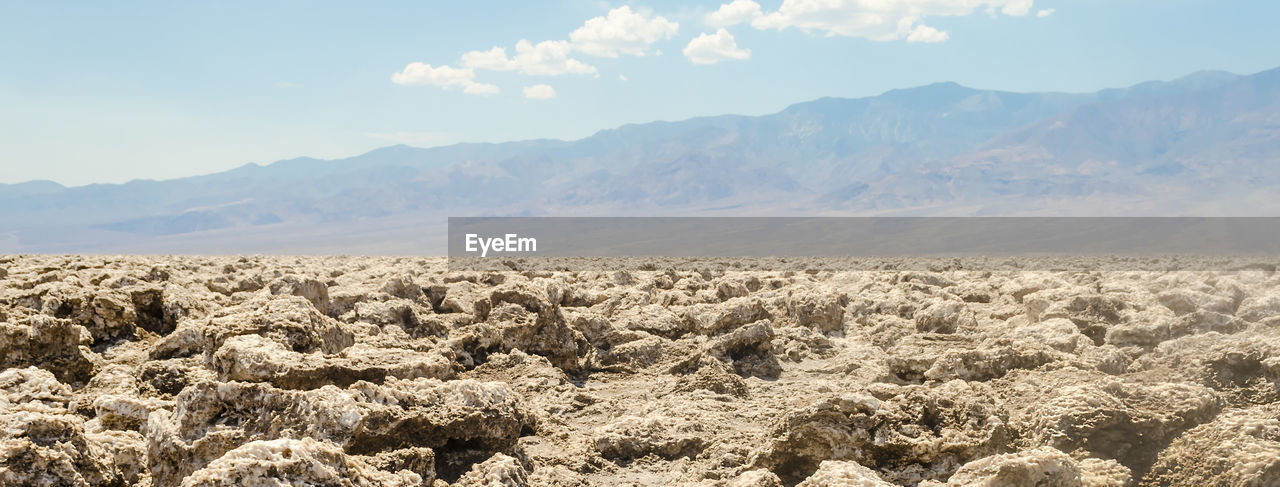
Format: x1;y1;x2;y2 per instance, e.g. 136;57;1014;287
2;255;1279;486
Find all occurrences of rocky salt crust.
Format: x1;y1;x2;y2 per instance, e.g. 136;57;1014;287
0;255;1278;486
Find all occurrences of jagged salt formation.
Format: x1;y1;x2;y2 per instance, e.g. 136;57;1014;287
0;255;1278;486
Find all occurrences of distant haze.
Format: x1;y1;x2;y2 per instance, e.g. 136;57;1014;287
3;67;1280;254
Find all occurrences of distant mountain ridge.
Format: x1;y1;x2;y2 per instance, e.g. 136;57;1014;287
3;67;1278;253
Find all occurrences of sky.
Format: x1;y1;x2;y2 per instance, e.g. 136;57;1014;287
2;0;1279;186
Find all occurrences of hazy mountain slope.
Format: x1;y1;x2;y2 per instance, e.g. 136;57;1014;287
815;67;1280;211
2;67;1278;253
986;67;1280;169
539;82;1096;208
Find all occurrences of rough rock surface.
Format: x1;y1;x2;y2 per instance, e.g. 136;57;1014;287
1142;404;1280;486
178;437;421;487
937;447;1131;487
0;255;1278;486
795;460;893;486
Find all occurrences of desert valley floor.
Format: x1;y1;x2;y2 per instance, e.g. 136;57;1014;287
2;255;1279;486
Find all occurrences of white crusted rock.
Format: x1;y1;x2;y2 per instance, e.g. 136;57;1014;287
1143;403;1280;486
178;437;419;487
0;367;124;486
944;447;1083;486
795;460;893;487
453;453;527;487
211;334;455;389
145;377;531;486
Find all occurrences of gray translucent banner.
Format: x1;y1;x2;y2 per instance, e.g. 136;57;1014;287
447;217;1280;271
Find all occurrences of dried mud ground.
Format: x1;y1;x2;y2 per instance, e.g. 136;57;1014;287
3;256;1280;487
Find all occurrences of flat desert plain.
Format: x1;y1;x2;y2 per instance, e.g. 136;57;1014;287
2;255;1279;486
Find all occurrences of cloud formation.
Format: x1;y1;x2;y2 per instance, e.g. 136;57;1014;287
523;84;557;100
707;0;763;28
390;63;500;95
906;24;949;43
463;82;501;95
707;0;1039;42
570;6;679;57
683;29;752;64
462;40;597;76
1037;8;1055;18
395;6;679;96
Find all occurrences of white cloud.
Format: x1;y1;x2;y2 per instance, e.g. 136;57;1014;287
709;0;1040;41
906;24;949;43
1036;8;1055;18
707;0;763;27
460;47;514;71
618;74;629;81
523;84;556;100
515;40;598;75
1001;0;1034;16
683;28;751;65
464;83;501;95
394;5;680;94
391;63;474;87
569;6;679;57
461;40;597;76
390;63;500;95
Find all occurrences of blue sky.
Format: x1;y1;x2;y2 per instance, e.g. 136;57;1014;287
2;0;1278;186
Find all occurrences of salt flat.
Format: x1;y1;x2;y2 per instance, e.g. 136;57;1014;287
2;255;1279;486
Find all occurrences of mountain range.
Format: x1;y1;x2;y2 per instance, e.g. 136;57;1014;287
3;66;1279;254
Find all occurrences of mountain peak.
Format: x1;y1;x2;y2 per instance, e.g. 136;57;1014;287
875;81;984;108
883;81;975;96
779;81;985;116
1169;69;1241;89
0;179;65;194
